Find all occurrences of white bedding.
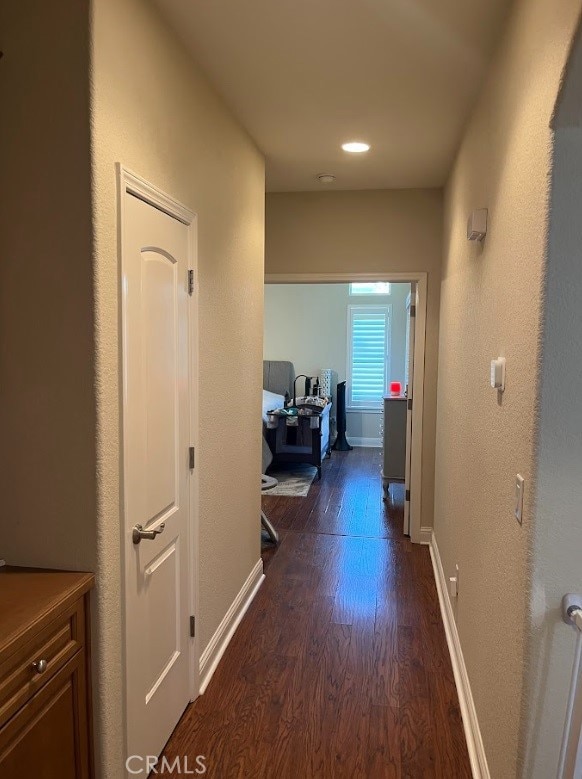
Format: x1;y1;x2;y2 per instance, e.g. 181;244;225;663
262;389;285;421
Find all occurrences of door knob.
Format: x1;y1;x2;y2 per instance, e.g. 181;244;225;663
132;523;165;545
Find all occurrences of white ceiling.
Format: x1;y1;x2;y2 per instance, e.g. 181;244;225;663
155;0;511;192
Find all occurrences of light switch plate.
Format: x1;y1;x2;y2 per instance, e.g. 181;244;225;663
515;474;525;524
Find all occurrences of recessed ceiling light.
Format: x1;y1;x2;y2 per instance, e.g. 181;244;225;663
342;141;370;153
317;173;336;184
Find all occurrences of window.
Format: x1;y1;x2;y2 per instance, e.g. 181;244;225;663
347;305;391;409
349;282;391;295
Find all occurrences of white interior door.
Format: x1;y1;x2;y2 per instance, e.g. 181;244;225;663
122;188;194;769
403;284;416;536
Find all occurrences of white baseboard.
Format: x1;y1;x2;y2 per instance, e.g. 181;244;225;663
350;437;382;448
198;558;264;695
429;532;490;779
419;526;433;545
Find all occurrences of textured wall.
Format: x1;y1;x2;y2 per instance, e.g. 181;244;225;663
90;0;265;774
522;31;582;778
434;1;581;777
265;189;442;531
520;42;582;772
0;3;96;571
522;124;582;779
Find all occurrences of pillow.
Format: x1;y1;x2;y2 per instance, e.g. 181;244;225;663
262;389;285;421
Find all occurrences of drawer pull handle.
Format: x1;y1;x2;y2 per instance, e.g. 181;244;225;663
32;659;48;674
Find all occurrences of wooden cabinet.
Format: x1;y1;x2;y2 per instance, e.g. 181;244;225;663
0;568;94;779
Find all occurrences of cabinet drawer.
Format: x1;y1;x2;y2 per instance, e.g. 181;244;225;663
0;649;90;779
0;599;85;729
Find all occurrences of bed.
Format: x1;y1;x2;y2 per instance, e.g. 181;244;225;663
262;360;331;479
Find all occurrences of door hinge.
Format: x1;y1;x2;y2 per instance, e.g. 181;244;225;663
407;398;413;411
405;489;411;502
190;615;196;638
410;304;416;317
188;269;194;296
189;446;195;470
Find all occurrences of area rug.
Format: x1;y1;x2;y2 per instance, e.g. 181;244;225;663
264;464;318;497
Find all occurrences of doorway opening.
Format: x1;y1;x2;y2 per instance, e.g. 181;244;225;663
261;272;427;545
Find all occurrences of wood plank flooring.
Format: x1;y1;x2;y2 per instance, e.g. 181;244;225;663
162;448;471;778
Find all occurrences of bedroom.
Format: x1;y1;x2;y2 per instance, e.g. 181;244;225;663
261;280;416;544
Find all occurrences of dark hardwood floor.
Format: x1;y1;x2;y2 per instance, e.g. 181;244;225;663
163;448;471;778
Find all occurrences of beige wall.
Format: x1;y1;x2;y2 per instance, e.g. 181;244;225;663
434;1;581;776
523;124;582;779
521;26;582;774
265;189;442;529
91;0;265;774
0;7;97;571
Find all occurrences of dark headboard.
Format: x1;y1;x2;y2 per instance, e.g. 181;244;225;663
263;360;295;399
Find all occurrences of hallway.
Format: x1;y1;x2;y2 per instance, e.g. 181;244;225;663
163;449;471;777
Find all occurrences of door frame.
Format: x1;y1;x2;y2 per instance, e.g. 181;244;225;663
117;166;200;754
402;284;416;537
264;271;427;545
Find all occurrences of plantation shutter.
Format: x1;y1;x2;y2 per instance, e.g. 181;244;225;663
348;306;389;409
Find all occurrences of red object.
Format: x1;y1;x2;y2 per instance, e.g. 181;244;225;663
390;381;402;396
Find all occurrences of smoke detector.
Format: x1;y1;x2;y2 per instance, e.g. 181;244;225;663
317;174;336;184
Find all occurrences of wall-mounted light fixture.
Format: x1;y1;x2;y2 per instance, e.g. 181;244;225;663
467;208;488;242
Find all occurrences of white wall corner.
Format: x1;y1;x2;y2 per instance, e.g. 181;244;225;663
429;532;491;779
198;559;265;695
419;526;433;545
